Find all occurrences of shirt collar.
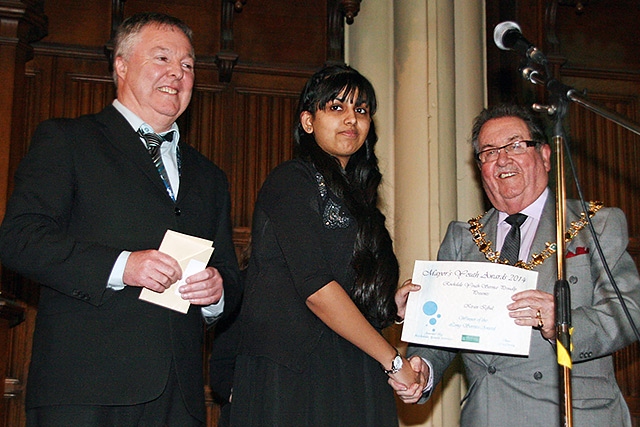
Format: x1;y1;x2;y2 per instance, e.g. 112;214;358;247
498;187;549;224
112;99;180;143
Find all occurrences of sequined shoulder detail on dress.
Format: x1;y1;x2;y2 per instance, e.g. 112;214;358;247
315;172;328;199
315;172;351;229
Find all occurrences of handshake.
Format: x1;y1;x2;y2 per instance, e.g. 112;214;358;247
386;353;431;404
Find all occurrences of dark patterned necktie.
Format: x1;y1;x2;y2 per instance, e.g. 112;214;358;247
500;213;527;264
138;128;176;201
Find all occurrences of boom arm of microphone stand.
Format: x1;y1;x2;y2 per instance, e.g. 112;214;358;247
567;90;640;136
523;70;640;136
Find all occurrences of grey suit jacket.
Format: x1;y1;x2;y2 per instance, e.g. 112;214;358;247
409;193;640;427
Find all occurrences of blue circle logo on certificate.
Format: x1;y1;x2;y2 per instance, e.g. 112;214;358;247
422;301;441;330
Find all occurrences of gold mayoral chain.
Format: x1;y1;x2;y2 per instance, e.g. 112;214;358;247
468;201;603;270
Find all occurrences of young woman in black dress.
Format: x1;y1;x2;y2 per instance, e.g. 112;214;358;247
230;64;421;426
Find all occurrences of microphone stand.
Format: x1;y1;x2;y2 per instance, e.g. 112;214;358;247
522;60;640;427
533;91;574;427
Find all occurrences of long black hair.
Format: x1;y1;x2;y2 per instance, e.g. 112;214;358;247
295;64;399;329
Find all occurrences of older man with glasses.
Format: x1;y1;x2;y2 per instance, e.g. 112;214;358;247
391;103;640;427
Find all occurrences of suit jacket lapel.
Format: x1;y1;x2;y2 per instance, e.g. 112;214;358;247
531;192;589;293
474;208;500;262
95;105;177;201
530;195;558;293
473;209;506;366
174;141;193;203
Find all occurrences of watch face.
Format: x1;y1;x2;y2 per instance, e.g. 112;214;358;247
383;352;403;375
393;355;403;371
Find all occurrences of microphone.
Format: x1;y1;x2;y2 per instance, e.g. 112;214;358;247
493;21;547;65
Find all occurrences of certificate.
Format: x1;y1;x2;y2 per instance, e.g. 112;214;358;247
401;260;538;356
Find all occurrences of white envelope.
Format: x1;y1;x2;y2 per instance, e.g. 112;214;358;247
139;230;215;313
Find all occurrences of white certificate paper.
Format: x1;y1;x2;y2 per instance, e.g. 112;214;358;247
401;260;538;356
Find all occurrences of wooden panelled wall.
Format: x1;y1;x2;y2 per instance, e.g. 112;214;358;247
487;1;640;426
0;0;355;426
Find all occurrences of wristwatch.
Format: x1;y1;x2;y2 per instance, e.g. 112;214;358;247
383;350;403;375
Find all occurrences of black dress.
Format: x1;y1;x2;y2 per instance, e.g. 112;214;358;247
230;159;398;427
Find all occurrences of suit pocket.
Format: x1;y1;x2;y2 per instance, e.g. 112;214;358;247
571;373;616;409
565;256;593;304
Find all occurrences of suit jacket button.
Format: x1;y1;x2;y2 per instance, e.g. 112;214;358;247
487;365;497;374
174;207;181;216
569;276;578;284
533;371;543;380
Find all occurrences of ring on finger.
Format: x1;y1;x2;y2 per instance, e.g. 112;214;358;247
535;309;544;328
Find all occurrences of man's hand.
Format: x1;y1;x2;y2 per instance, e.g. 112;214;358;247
508;289;556;340
123;249;182;293
179;266;224;306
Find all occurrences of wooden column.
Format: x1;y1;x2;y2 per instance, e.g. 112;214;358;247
0;1;47;218
0;2;45;424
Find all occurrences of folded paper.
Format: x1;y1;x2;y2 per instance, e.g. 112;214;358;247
139;230;214;313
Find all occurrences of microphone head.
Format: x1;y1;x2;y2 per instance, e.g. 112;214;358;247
494;21;522;50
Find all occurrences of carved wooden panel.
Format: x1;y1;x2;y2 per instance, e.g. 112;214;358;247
128;1;224;64
615;341;640;427
2;299;35;427
553;0;640;72
231;0;327;67
178;69;307;243
561;75;640;427
64;73;115;118
0;296;25;427
230;87;300;224
564;90;640;231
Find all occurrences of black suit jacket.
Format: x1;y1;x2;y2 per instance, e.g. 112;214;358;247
0;105;240;421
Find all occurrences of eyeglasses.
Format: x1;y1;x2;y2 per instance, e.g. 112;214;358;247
475;140;540;164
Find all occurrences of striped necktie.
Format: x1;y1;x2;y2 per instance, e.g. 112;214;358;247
138;128;176;201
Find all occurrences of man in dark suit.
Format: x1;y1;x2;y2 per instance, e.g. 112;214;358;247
392;104;640;426
0;12;240;426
